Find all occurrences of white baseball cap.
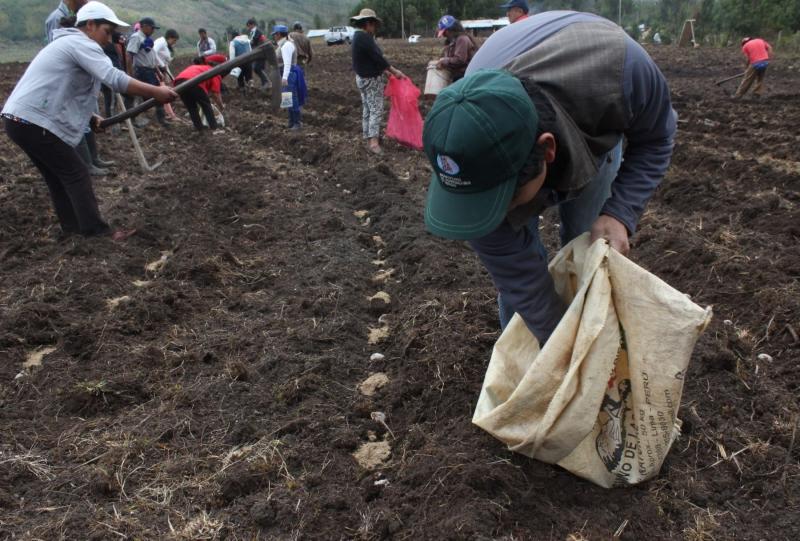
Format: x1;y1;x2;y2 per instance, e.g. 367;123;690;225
76;1;130;27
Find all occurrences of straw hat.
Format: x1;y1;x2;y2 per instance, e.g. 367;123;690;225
351;8;382;24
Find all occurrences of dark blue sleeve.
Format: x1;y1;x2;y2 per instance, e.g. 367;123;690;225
602;39;676;233
469;221;567;344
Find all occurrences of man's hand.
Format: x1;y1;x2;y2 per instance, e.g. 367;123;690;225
90;114;105;133
152;85;178;103
590;214;630;256
281;78;288;86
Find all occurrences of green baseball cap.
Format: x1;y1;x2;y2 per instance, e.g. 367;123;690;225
423;69;538;240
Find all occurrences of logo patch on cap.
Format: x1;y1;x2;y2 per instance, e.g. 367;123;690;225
436;154;460;176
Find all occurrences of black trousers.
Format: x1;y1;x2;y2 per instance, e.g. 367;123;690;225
124;67;165;121
101;84;114;118
178;84;218;130
237;64;253;89
253;59;268;86
4;118;111;236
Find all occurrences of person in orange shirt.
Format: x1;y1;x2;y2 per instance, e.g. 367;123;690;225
734;37;772;98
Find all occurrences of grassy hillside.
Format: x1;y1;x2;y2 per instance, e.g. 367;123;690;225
0;0;356;61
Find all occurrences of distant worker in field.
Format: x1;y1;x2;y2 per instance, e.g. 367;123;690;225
350;8;406;155
734;37;772;98
154;28;179;76
197;28;217;57
229;29;253;93
3;1;176;239
125;17;169;127
291;22;313;67
45;0;87;43
273;25;307;130
435;15;478;82
422;11;675;342
247;18;270;90
500;0;529;24
174;57;225;132
154;29;180;120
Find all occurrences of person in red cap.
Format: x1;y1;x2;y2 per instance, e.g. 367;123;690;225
204;53;227;65
435;15;478;82
734;37;772;98
173;57;225;132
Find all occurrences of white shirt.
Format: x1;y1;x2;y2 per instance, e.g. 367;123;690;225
197;37;216;57
277;38;296;80
154;37;172;68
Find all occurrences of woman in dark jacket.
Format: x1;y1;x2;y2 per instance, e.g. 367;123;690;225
350;8;405;155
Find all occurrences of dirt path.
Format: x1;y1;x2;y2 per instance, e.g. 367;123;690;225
0;43;798;540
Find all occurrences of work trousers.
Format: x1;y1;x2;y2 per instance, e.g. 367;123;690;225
735;63;768;97
253;59;269;87
4;118;111;236
284;69;303;128
178;84;218;130
125;67;165;121
497;142;624;329
101;84;115;118
356;75;384;139
237;64;253;90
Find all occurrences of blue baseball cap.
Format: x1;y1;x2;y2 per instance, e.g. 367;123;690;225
437;15;457;37
499;0;529;13
271;24;288;35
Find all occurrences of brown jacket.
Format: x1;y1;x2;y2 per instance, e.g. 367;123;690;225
440;33;477;80
290;31;313;65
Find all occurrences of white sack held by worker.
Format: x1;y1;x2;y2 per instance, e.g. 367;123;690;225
473;234;712;488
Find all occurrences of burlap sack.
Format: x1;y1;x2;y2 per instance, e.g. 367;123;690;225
472;234;712;488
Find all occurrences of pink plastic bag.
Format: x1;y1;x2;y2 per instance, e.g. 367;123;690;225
384;76;423;150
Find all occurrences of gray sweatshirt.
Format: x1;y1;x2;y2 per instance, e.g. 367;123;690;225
2;28;132;147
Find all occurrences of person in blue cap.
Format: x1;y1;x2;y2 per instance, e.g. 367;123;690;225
125;16;168;126
273;25;307;130
435;15;478;81
422;11;675;344
500;0;530;24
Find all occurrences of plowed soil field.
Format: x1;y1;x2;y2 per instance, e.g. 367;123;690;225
1;41;798;540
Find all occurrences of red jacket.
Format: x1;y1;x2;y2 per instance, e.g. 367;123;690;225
174;64;221;94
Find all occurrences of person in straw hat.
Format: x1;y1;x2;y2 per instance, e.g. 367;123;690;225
350;8;405;155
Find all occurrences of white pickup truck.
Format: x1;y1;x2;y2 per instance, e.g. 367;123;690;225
325;26;356;46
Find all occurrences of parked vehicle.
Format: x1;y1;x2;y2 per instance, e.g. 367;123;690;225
408;34;421;43
325;26;355;46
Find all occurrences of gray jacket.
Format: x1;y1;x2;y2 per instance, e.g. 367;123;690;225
2;28;132;147
45;1;69;43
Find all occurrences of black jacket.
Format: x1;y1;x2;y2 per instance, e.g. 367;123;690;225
351;30;389;78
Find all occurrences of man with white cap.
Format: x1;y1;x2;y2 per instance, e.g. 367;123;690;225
2;1;177;240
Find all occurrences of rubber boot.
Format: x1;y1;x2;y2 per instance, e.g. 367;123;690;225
76;138;109;176
86;131;115;167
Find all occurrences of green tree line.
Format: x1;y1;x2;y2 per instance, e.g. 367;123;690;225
350;0;800;41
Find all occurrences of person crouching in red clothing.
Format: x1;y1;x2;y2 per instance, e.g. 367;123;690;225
174;57;225;130
734;37;772;98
